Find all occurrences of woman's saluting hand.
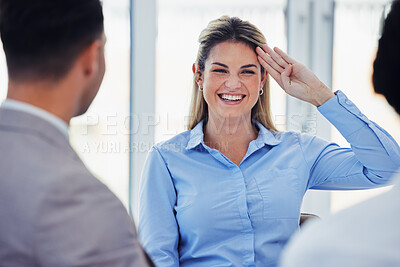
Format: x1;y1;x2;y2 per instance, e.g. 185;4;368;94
256;44;335;107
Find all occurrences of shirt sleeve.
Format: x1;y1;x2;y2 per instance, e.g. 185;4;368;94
301;90;400;190
138;146;180;267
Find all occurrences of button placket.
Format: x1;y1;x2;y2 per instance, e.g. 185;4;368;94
234;167;256;266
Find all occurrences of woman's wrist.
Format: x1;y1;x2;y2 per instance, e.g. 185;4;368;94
312;84;335;107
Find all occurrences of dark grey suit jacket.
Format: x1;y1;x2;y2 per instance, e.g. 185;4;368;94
0;107;153;267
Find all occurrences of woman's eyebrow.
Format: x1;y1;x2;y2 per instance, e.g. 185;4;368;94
212;62;229;68
240;64;257;69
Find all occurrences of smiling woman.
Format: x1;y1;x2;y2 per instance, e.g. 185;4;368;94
197;40;268;165
138;16;400;267
188;17;276;135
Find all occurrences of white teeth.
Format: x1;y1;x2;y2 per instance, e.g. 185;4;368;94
220;94;244;101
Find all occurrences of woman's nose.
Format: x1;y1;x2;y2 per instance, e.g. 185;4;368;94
224;74;241;90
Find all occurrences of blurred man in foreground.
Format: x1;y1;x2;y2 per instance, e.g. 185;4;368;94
0;0;153;266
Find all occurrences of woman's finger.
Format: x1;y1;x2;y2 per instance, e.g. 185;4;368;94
258;56;284;88
256;47;285;73
274;47;296;65
261;44;289;70
281;64;293;90
257;55;280;78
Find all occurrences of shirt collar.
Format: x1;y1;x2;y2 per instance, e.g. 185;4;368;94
253;121;282;147
186;120;205;150
186;120;281;150
1;99;69;140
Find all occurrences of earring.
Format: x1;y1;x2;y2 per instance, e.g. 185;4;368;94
198;85;203;91
259;88;264;96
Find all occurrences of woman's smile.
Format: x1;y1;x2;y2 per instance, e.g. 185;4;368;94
218;93;246;104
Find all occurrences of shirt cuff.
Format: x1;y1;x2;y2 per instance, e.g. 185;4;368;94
317;90;367;138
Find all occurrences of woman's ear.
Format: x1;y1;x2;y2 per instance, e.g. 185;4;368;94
261;69;268;87
193;63;203;87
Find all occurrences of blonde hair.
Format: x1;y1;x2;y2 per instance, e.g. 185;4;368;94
188;16;277;132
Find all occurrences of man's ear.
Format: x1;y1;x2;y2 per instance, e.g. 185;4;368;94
79;40;103;78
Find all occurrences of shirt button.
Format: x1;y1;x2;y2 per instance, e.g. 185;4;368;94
345;99;352;105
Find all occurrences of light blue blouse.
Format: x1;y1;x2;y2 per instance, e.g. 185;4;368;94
138;91;400;267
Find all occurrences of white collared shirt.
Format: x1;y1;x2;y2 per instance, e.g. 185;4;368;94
1;99;69;140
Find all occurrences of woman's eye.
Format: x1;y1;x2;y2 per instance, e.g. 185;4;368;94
212;69;227;73
242;70;255;74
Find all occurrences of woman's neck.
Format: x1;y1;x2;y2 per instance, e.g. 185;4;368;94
203;116;258;165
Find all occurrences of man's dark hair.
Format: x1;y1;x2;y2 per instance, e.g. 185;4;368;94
0;0;104;81
373;0;400;114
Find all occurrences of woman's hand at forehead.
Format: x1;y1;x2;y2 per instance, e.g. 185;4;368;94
256;44;335;107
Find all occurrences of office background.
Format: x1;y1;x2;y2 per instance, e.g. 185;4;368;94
1;0;398;223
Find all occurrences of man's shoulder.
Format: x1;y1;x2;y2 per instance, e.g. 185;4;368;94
0;107;69;148
0;119;103;215
0;107;110;220
281;175;400;267
0;119;87;182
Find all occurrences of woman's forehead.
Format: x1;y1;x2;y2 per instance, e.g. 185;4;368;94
206;41;258;67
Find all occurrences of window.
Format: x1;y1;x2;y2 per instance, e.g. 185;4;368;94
330;0;397;213
69;0;132;208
